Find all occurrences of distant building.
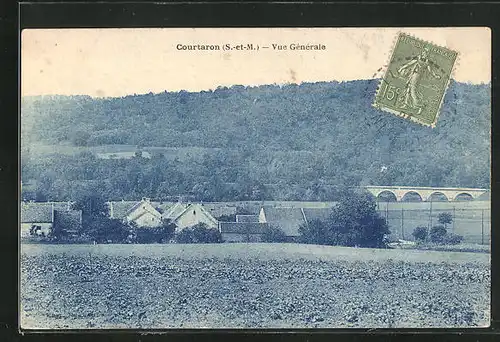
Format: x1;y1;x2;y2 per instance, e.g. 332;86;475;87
258;206;333;240
107;200;220;231
164;203;219;231
108;198;163;228
219;222;269;242
96;151;151;160
258;207;306;240
20;202;82;238
218;206;334;242
20;202;54;237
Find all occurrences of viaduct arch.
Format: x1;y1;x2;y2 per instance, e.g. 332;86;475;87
364;186;489;202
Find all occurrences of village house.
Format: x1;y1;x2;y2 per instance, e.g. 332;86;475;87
20;201;83;238
258;206;306;241
163;202;219;231
107;199;220;231
21;198;335;242
217;206;333;243
257;206;334;241
108;198;164;227
96;151;152;160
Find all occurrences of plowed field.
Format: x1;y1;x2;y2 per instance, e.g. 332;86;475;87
20;243;490;329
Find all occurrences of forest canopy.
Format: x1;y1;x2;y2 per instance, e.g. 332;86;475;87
21;80;491;202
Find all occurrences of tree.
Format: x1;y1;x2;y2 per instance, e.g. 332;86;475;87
262;225;288;243
71;194;109;221
71;194;130;242
158;219;177;242
299;190;390;248
329;191;390;248
71;130;91;146
437;212;453;229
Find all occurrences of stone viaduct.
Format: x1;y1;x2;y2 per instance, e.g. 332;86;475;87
364;186;489;202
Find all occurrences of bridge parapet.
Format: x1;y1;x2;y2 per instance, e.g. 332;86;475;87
364;186;489;202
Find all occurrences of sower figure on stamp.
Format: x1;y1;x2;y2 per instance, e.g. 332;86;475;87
397;47;441;114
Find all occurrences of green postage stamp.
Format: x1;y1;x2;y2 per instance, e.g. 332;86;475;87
373;33;458;127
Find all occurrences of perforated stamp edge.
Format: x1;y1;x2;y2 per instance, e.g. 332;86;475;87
372;31;460;128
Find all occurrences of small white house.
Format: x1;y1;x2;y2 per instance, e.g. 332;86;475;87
163;203;219;231
112;198;163;228
107;199;219;231
20;201;83;238
20;202;54;237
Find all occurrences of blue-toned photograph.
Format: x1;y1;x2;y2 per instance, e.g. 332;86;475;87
20;28;490;329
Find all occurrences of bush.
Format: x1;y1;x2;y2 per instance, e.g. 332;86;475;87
412;226;428;242
262;225;288;243
412;225;464;246
131;220;176;243
29;224;45;237
298;219;331;245
430;225;448;244
175;223;223;243
46;234;94;244
443;233;464;245
384;234;400;243
85;217;130;243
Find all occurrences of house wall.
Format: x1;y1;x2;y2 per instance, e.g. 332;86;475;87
127;201;163;227
176;207;218;230
20;223;52;237
131;211;163;228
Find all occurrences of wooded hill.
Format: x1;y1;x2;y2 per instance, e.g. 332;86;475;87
21;79;490;201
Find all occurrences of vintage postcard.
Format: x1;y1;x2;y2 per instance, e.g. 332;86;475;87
20;28;491;329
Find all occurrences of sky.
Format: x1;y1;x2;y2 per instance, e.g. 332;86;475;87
21;27;491;98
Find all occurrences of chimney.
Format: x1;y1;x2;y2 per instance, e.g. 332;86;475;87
51;203;55;223
109;202;114;219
